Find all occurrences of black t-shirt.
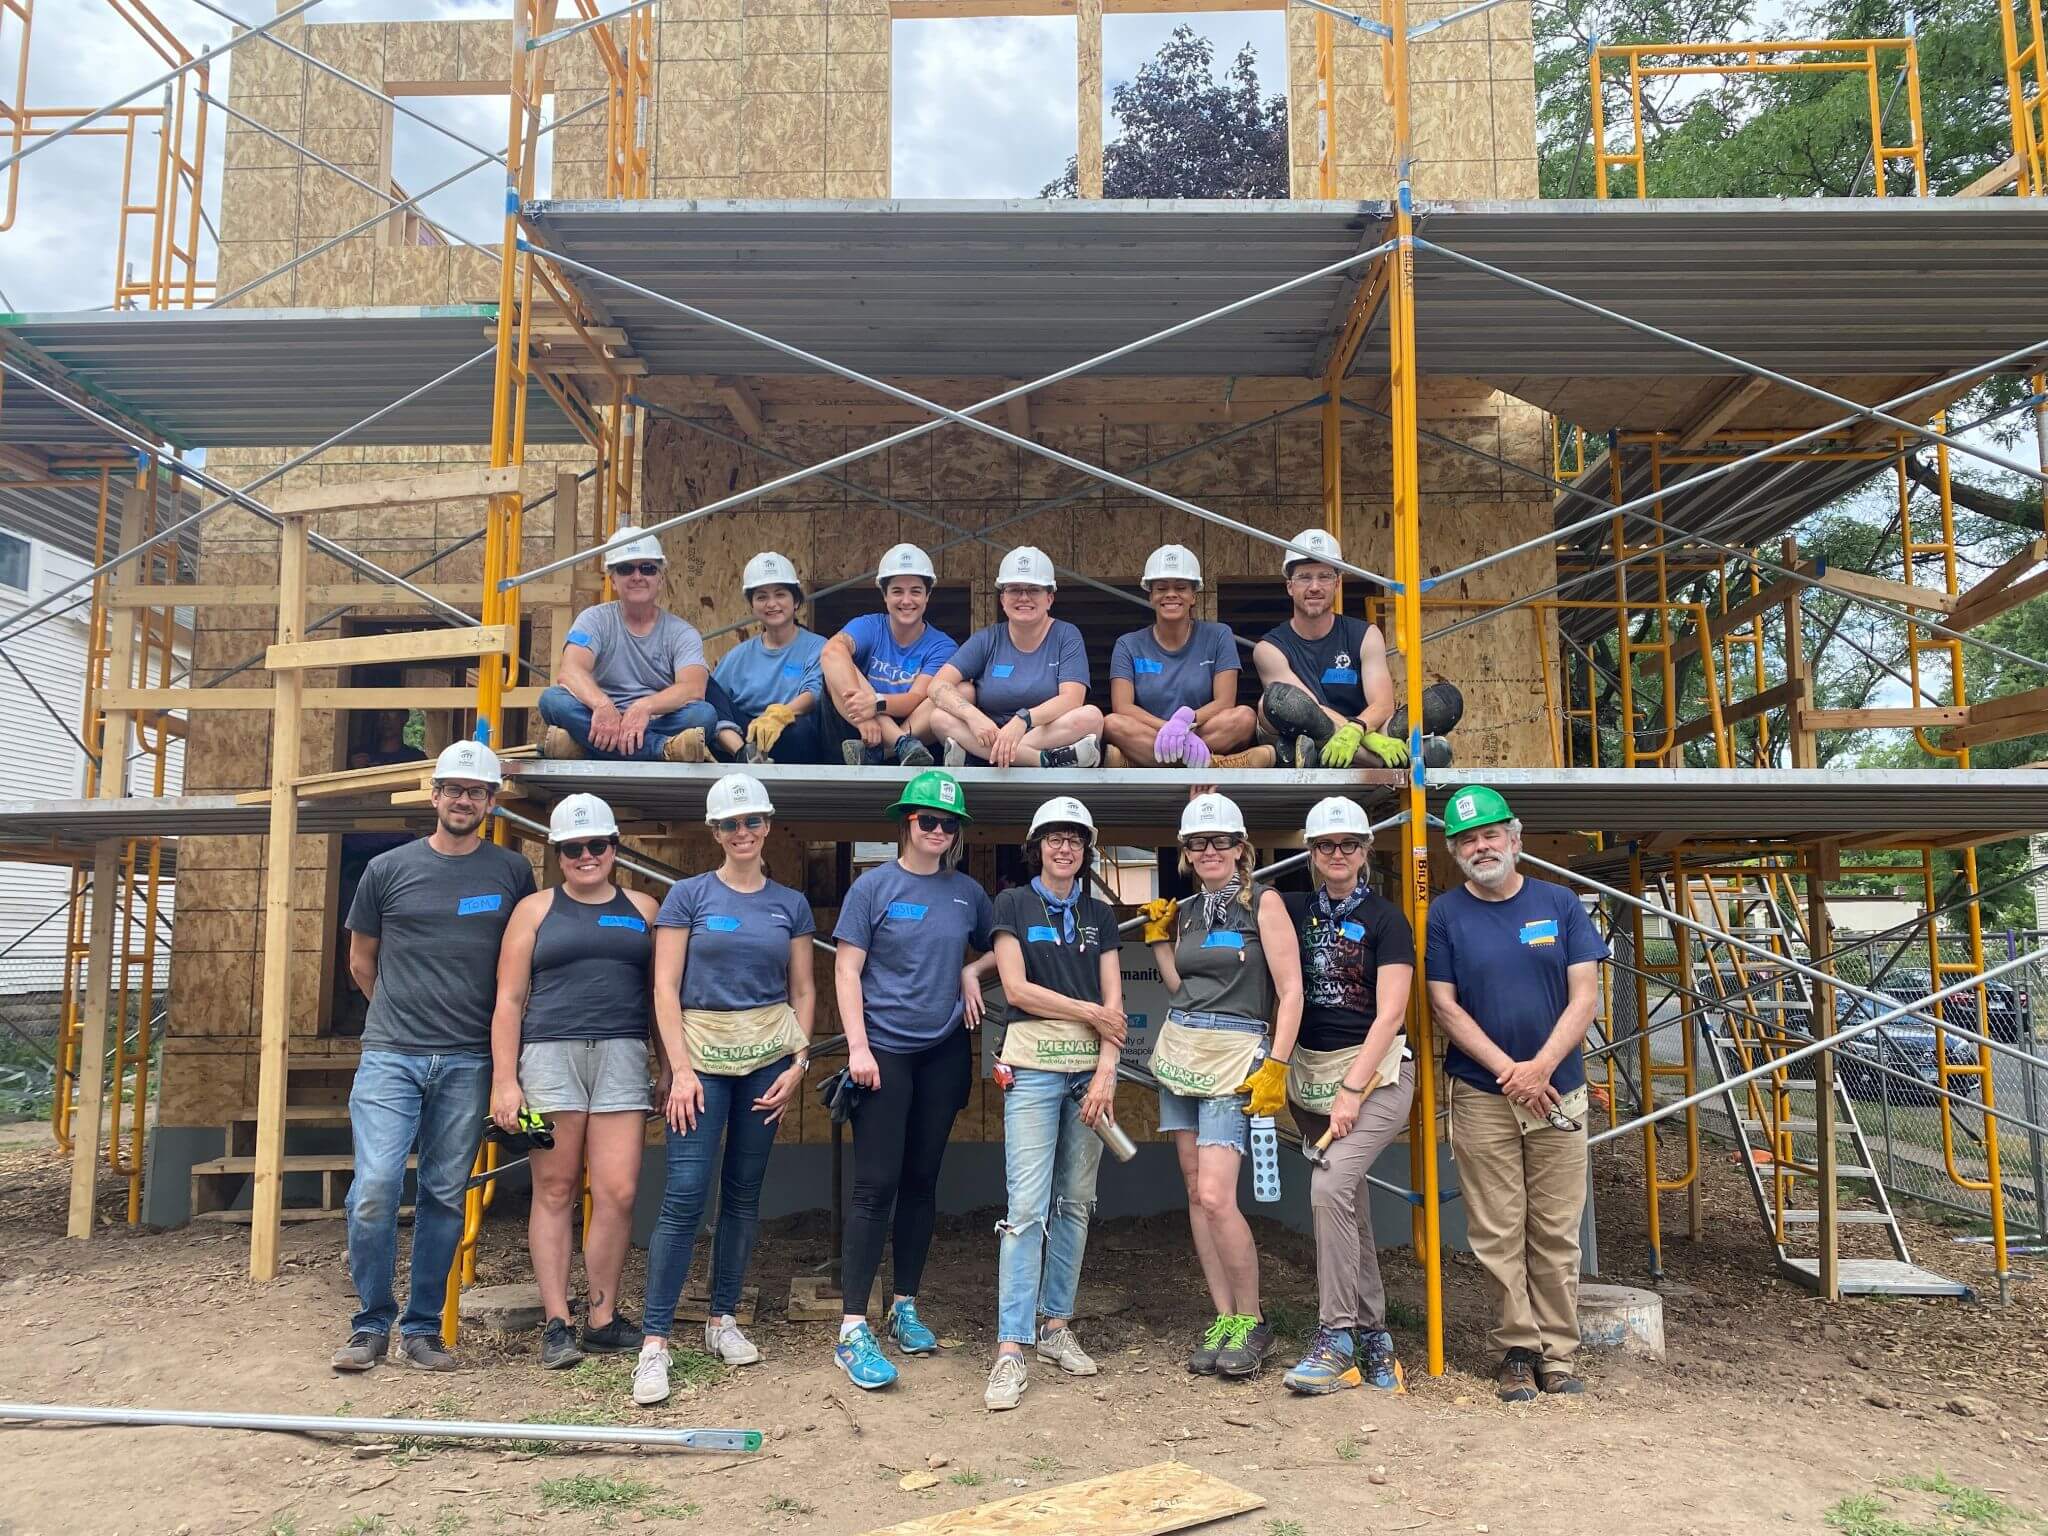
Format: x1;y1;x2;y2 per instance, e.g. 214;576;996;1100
1260;615;1375;720
990;883;1115;1027
1282;888;1415;1052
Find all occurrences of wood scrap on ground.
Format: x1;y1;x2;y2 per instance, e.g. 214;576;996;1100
858;1460;1263;1536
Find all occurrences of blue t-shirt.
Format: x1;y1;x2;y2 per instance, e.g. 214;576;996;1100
712;629;827;720
1110;622;1240;719
658;871;817;1012
947;620;1090;725
839;612;957;697
1425;876;1608;1095
832;862;995;1052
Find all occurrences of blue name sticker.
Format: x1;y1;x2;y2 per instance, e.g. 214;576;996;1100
1519;918;1559;947
781;662;802;677
1200;929;1245;951
1026;924;1061;944
704;914;741;932
989;663;1015;678
598;914;648;932
456;894;503;916
1340;919;1367;942
886;901;930;922
1321;666;1361;686
1133;657;1165;675
566;628;593;648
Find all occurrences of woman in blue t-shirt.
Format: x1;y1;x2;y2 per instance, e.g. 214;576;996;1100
828;769;995;1391
635;773;817;1408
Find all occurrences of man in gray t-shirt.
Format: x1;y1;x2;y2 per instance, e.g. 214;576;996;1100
537;528;720;763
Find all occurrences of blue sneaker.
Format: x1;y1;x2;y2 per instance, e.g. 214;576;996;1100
1281;1323;1361;1395
1357;1328;1402;1391
834;1324;898;1390
887;1298;938;1355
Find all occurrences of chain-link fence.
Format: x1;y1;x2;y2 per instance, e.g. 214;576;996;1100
0;949;172;1128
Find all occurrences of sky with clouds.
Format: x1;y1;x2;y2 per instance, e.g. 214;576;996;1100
2;0;1285;313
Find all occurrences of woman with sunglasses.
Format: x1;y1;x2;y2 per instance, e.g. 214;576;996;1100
636;772;816;1405
1278;797;1415;1396
1138;791;1302;1381
829;768;995;1391
982;795;1127;1412
490;793;658;1371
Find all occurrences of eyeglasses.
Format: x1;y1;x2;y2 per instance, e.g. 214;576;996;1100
433;782;492;802
1182;834;1242;853
912;812;961;835
1312;838;1368;856
1039;832;1087;852
999;585;1050;599
610;561;663;577
713;814;769;834
557;837;616;860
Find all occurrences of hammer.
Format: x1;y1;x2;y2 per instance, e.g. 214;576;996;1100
1300;1127;1337;1169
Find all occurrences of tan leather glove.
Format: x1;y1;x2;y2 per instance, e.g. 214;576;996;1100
1236;1057;1290;1118
1139;897;1179;944
746;702;798;755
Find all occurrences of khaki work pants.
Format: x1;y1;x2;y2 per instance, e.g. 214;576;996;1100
1447;1077;1588;1374
1293;1059;1416;1331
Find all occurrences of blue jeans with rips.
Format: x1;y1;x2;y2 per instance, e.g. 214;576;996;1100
642;1056;787;1338
996;1067;1104;1346
537;683;718;762
344;1049;491;1339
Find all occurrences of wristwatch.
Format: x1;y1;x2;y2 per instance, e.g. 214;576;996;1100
871;694;887;718
1018;708;1034;730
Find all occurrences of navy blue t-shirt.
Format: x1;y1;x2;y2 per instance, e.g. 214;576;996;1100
1425;876;1607;1095
833;862;996;1052
1259;615;1374;720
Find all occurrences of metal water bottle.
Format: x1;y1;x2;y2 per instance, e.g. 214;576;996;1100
1066;1075;1137;1161
1248;1115;1281;1202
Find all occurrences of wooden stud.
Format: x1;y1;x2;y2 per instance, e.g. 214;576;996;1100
101;684;544;712
1781;538;1817;770
1807;565;1957;614
104;581;569;610
1957;153;2024;197
1077;0;1103;199
1675;376;1771;449
714;378;764;439
265;623;512;672
1795;705;1967;732
1668;679;1802;749
549;471;581;686
268;465;521;516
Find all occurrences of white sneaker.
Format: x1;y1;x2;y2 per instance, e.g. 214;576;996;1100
942;737;967;769
632;1344;671;1405
1070;735;1101;769
1035;1326;1099;1376
703;1316;761;1366
984;1353;1029;1411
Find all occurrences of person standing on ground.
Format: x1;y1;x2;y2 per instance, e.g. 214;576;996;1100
1251;527;1461;769
701;551;830;764
1102;544;1273;771
1277;797;1416;1395
830;770;995;1390
922;546;1104;769
538;527;719;763
1140;792;1303;1381
334;741;536;1373
1426;784;1606;1401
981;796;1128;1413
636;772;816;1405
489;793;657;1370
822;543;955;767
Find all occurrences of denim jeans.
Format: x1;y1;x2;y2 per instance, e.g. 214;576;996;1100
996;1067;1104;1346
537;684;718;762
642;1056;786;1337
703;678;826;765
345;1049;491;1339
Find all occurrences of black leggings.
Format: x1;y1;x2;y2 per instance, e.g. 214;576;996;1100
840;1029;972;1312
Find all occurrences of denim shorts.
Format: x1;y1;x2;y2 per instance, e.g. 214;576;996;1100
1154;1009;1263;1153
519;1037;652;1114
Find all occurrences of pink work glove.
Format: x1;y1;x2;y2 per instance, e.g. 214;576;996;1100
1154;706;1200;766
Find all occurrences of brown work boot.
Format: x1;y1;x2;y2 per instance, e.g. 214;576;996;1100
662;727;709;763
1211;745;1278;770
1537;1364;1584;1396
1104;744;1129;769
1496;1348;1539;1403
541;726;585;760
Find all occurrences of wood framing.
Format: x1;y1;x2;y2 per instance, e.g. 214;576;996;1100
1671;679;1802;749
105;581;570;610
1948;536;2048;631
1796;705;1968;731
103;685;545;712
264;623;513;672
267;465;522;517
1076;0;1103;199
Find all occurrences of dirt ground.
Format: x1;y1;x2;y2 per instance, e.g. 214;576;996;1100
3;1121;2047;1536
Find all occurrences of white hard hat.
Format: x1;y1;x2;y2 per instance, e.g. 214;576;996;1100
603;525;666;567
1304;796;1372;843
1142;543;1202;590
876;542;937;588
742;550;802;597
1281;527;1342;575
1028;795;1096;840
1178;792;1246;841
433;739;502;786
548;792;619;843
996;545;1057;589
705;771;775;823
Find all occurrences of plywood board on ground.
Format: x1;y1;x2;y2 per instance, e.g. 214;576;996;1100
859;1461;1263;1536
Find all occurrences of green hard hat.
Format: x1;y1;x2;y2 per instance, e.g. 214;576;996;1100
1442;784;1514;837
888;768;971;822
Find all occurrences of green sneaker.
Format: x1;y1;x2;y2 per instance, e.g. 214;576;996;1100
1187;1314;1233;1376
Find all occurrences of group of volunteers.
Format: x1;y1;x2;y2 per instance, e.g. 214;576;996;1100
536;526;1465;774
334;734;1605;1408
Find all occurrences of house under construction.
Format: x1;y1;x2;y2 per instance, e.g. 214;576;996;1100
2;0;2047;1377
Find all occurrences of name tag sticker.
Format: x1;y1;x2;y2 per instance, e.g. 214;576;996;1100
1133;657;1164;675
566;628;593;648
1026;924;1061;944
1201;929;1245;951
456;894;503;916
781;662;802;676
1340;919;1367;942
989;663;1015;678
887;901;929;922
1520;918;1559;947
704;914;741;932
598;914;647;932
1321;666;1360;685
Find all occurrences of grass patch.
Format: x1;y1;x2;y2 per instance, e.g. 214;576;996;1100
764;1494;816;1516
647;1501;701;1521
427;1392;464;1418
1261;1298;1314;1344
539;1474;658;1513
1889;1472;2035;1530
949;1470;987;1487
1383;1299;1425;1330
333;1519;386;1536
1335;1438;1361;1462
1826;1473;2048;1536
1264;1521;1307;1536
429;1513;467;1536
1025;1454;1063;1476
264;1518;300;1536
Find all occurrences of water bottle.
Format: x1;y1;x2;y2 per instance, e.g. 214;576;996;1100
1066;1075;1137;1161
1248;1115;1281;1203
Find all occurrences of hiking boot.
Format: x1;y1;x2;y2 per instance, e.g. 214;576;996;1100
1035;1325;1098;1377
1104;743;1129;769
1358;1327;1401;1391
580;1310;640;1355
1038;736;1101;770
942;738;967;769
984;1353;1029;1411
399;1334;458;1372
1273;732;1319;769
1538;1365;1585;1396
633;1344;672;1406
1281;1323;1359;1395
742;742;771;765
1211;745;1278;770
704;1316;761;1366
1188;1314;1233;1375
887;1298;938;1355
331;1330;389;1373
842;738;876;766
540;1317;585;1370
894;736;935;768
1496;1347;1540;1403
1419;735;1454;769
1215;1316;1277;1379
663;727;709;763
541;726;585;760
1261;683;1335;751
834;1324;898;1390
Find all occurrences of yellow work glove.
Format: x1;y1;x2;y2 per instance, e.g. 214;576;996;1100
1139;897;1178;944
1236;1057;1290;1118
746;702;798;755
1361;729;1410;767
1318;722;1366;767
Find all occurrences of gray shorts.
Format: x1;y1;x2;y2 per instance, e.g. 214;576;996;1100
519;1038;652;1115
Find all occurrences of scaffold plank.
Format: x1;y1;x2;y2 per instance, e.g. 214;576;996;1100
268;464;520;516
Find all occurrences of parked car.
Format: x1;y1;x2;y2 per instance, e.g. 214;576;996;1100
1855;967;2026;1045
1834;993;1980;1107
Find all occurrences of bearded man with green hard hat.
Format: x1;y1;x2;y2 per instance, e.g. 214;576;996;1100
1424;784;1607;1403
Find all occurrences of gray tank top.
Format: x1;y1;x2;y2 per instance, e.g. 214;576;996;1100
1170;881;1276;1024
524;887;652;1042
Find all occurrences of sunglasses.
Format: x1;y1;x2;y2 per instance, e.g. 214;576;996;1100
1312;838;1368;856
912;812;961;835
433;782;492;802
713;814;769;834
1182;834;1242;853
610;561;663;577
557;837;616;860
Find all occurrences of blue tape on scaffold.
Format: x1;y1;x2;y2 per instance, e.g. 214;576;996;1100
505;186;521;215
